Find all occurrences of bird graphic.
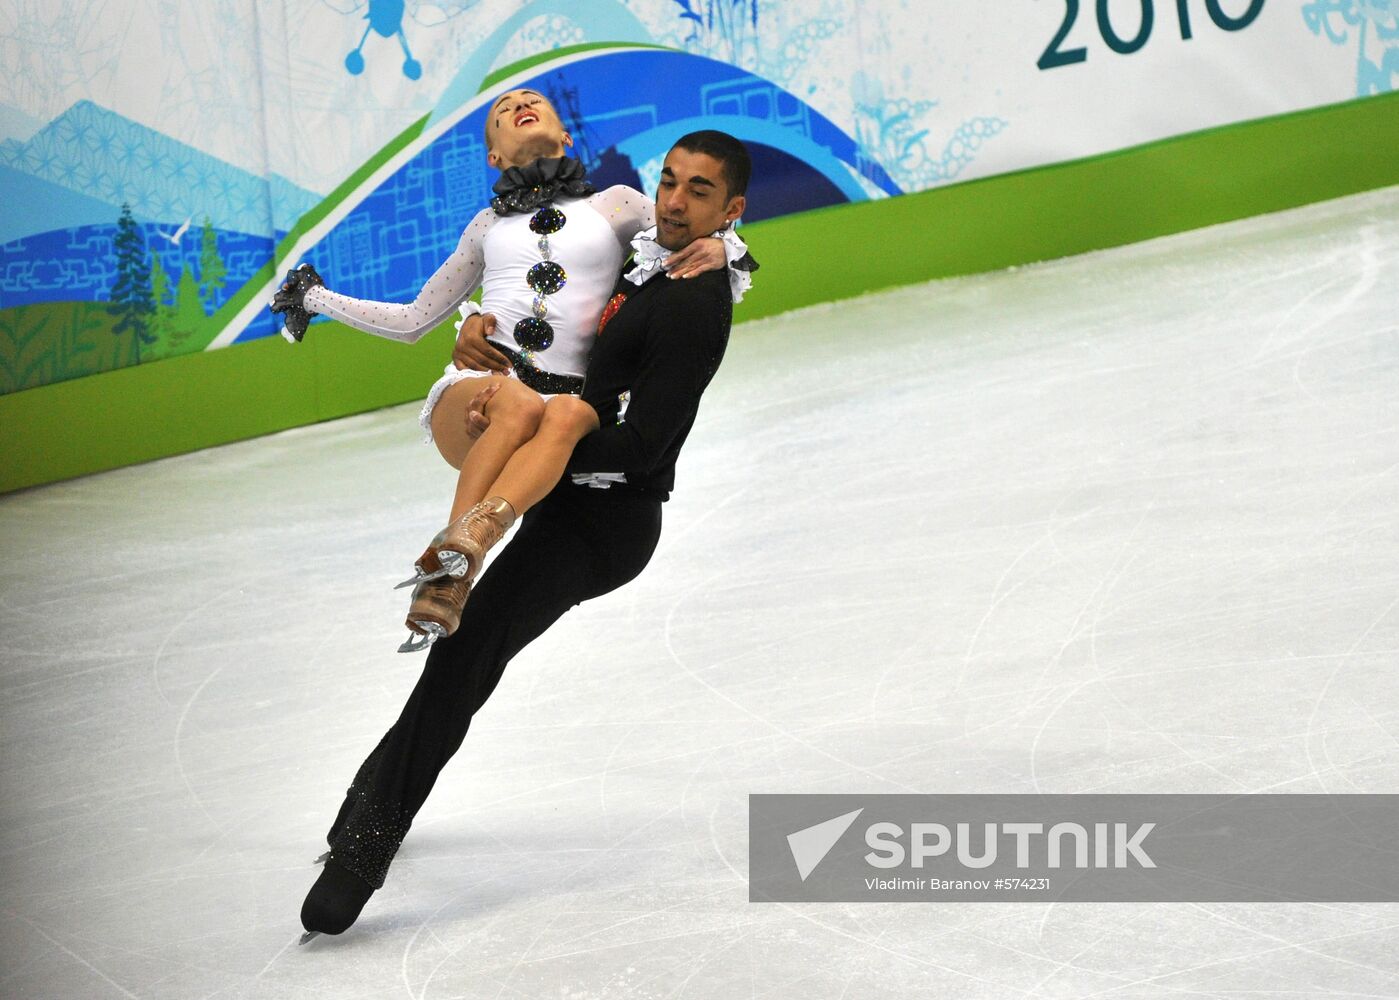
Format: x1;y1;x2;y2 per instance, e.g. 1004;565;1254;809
158;216;192;246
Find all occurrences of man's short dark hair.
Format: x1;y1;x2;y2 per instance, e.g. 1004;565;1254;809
671;130;751;199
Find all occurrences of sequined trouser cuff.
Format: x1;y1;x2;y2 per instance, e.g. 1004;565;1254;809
331;801;411;889
327;731;407;889
327;730;390;847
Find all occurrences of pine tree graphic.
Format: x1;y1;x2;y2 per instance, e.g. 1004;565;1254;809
108;203;155;363
197;216;227;313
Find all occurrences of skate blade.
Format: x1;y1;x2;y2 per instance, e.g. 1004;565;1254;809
393;568;443;590
299;931;321;946
397;623;444;653
393;552;468;590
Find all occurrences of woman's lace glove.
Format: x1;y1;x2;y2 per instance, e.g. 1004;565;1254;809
269;263;325;343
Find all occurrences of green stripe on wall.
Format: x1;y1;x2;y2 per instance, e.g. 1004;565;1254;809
737;90;1399;318
184;112;434;354
3;91;1397;494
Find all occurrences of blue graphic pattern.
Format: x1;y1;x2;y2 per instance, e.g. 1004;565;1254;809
0;225;279;314
320;0;490;78
1303;0;1399;93
262;49;895;345
259;127;492;342
669;0;762;66
341;0;421;79
0;101;322;239
495;15;588;70
852;74;1008;192
426;1;652;129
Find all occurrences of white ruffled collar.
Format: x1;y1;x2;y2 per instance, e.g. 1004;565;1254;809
623;224;753;303
623;226;671;286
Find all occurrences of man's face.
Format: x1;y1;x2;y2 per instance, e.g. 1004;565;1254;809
485;89;570;170
654;147;747;251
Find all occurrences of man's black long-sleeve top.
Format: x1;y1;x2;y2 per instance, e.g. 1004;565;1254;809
564;264;733;501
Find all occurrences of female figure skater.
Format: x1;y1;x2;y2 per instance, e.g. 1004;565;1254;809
271;88;752;650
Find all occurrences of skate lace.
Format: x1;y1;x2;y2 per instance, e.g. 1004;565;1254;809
455;502;508;545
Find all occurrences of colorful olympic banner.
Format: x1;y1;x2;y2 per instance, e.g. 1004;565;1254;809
0;1;1392;391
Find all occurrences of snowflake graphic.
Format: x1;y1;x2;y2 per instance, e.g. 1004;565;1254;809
1302;0;1399;94
668;0;761;67
494;14;588;72
851;73;1006;191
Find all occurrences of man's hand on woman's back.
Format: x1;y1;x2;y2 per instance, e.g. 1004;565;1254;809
452;312;512;372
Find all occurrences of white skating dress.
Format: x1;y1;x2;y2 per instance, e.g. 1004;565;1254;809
300;185;750;442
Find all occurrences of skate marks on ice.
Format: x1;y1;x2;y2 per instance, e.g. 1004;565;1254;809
1;187;1398;996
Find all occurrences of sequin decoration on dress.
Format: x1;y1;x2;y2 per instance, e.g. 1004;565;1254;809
514;204;571;357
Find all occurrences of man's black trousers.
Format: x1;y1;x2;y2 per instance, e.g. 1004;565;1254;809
326;481;663;887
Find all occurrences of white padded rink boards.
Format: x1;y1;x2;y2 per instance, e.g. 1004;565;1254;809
2;186;1397;998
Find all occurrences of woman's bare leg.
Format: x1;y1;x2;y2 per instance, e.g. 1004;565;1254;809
401;394;599;640
429;377;546;522
483;394;601;517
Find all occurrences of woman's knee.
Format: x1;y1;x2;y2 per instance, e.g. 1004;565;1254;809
541;394;600;437
484;384;546;440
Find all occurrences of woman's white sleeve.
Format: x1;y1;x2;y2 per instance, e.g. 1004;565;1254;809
301;208;494;343
591;185;655;252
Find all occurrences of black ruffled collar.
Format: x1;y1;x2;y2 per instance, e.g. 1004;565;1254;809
491;156;595;216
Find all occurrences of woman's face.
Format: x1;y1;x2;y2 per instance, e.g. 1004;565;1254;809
485;89;571;170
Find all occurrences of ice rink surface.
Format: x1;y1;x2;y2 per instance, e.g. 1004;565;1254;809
3;186;1398;999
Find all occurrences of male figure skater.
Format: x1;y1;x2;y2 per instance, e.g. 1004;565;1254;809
300;130;753;941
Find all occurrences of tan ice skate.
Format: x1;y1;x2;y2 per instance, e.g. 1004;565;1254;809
394;496;517;590
397;574;473;653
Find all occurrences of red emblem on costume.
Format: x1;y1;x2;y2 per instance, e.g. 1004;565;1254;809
598;292;627;334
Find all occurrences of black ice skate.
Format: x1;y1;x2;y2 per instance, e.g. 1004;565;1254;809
299;856;375;945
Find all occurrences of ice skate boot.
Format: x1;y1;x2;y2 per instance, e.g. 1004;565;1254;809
395;524;451;590
299;856;374;944
395;496;516;589
397;573;472;653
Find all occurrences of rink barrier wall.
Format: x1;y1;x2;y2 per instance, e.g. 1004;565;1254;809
3;90;1397;494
